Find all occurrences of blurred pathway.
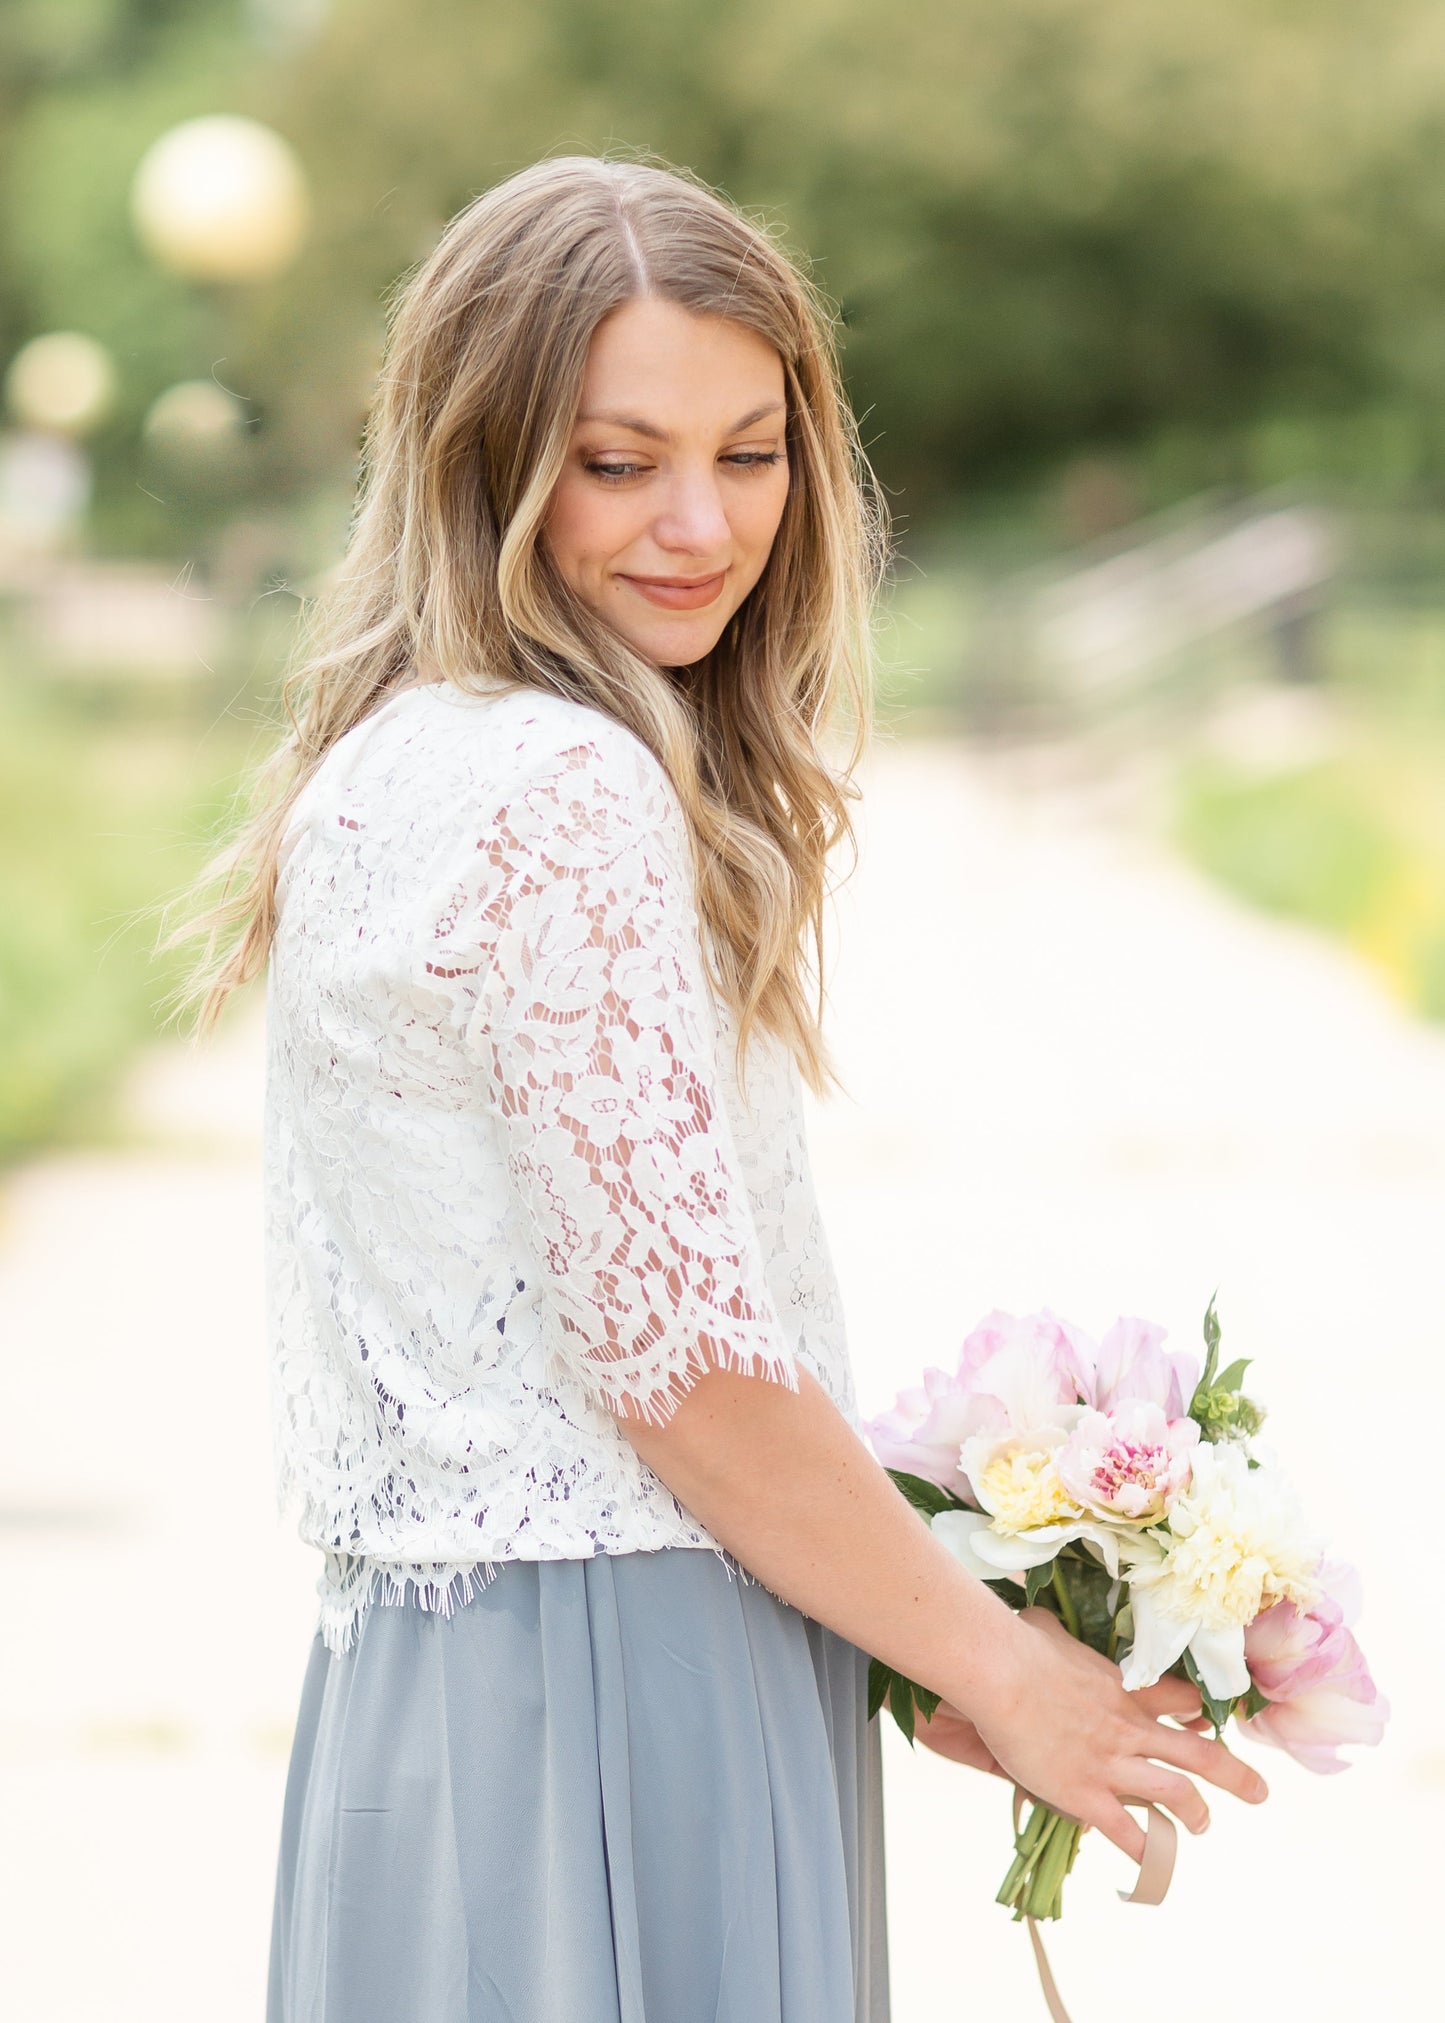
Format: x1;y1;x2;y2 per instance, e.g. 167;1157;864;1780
818;738;1442;2023
2;735;1440;2021
0;991;315;2021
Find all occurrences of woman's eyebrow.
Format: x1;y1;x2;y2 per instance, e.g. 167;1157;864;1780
576;400;786;443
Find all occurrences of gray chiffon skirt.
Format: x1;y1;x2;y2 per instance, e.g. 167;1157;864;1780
266;1546;890;2022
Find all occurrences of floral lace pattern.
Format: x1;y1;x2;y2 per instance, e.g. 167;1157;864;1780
264;680;858;1652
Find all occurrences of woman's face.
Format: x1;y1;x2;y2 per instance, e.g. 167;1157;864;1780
543;295;791;667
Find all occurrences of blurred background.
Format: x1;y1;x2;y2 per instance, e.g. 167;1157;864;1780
1;3;1440;2018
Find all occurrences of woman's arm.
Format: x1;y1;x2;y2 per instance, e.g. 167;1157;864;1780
451;725;1263;1860
616;1360;1268;1864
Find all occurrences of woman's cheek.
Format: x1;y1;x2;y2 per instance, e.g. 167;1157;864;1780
744;473;790;557
542;477;604;587
739;489;789;587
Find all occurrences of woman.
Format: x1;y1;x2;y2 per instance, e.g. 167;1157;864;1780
172;154;1265;2022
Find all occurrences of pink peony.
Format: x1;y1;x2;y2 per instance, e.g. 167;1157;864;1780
1055;1400;1198;1524
1087;1316;1199;1420
954;1309;1095;1435
864;1365;977;1492
867;1308;1094;1500
1240;1569;1388;1773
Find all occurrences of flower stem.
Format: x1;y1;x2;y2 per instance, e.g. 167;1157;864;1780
1050;1560;1081;1639
997;1802;1084;1922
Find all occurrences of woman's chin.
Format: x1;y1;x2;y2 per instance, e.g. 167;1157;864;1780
617;612;728;669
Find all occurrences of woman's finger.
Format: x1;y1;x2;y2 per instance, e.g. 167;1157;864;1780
1133;1677;1202;1723
1082;1795;1147;1866
1137;1720;1269;1804
1119;1761;1211;1837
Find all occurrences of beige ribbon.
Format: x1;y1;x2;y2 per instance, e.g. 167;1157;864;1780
1010;1789;1178;2022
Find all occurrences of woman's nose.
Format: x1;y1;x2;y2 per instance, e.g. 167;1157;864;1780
652;466;731;558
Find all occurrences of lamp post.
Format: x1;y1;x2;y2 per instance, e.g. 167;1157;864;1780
128;113;312;595
0;332;117;569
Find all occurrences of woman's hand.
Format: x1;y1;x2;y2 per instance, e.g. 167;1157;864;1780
905;1689;1009;1776
614;1362;1263;1868
898;1666;1206;1780
959;1608;1268;1864
906;1666;1206;1781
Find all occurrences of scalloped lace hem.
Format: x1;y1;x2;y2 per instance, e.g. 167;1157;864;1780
314;1540;761;1656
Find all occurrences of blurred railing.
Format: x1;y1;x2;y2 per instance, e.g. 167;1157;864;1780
963;490;1339;735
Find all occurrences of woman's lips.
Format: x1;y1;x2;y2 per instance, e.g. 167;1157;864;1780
618;571;727;611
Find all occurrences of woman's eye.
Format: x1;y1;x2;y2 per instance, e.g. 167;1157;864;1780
583;450;784;483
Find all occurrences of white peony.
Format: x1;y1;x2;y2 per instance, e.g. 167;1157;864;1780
1120;1441;1323;1699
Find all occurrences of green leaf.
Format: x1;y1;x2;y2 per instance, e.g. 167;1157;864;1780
1060;1553;1125;1657
1191;1292;1222;1412
886;1468;968;1519
866;1657;892;1723
870;1659;940;1734
1203;1292;1222;1360
1241;1682;1271;1720
1024;1562;1055;1607
889;1674;917;1746
1215;1358;1252;1393
1182;1648;1237;1733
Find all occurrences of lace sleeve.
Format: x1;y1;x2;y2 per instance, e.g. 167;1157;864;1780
456;722;802;1428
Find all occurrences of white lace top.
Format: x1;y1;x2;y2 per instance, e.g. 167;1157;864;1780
264;676;859;1652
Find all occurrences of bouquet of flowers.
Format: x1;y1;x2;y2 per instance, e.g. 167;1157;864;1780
864;1298;1387;1924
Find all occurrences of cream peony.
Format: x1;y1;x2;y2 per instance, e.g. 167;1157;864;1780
976;1438;1084;1534
947;1423;1129;1579
1121;1441;1322;1699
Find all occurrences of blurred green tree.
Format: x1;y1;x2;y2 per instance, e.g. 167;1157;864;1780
6;0;1445;544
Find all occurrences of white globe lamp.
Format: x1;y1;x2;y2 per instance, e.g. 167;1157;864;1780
5;332;117;437
143;380;250;466
130;115;310;283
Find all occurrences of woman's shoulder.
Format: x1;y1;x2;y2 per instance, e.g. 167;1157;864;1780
414;679;683;838
417;686;701;975
496;682;670;786
283;680;687;906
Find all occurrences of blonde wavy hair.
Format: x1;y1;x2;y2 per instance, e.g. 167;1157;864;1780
162;152;889;1098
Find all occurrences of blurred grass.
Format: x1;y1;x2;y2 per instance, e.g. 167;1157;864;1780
1174;602;1445;1021
0;673;264;1165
